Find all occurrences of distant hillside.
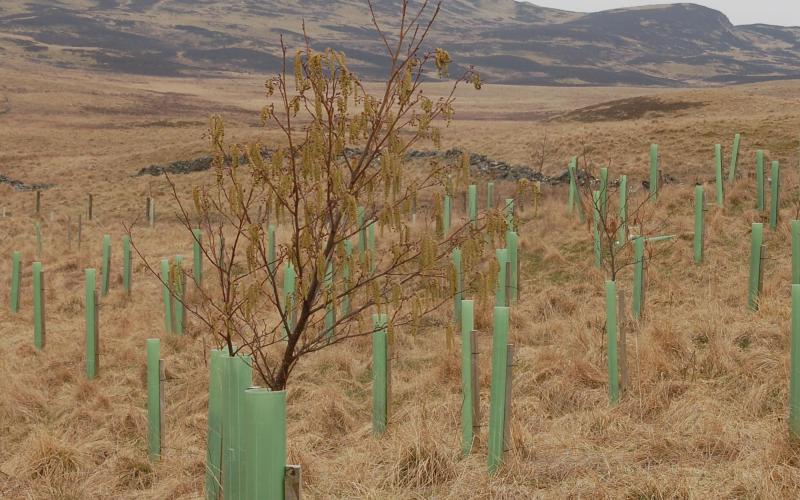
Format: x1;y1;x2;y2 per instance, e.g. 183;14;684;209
1;1;800;86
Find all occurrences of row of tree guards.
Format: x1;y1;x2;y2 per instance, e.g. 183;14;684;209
8;134;800;496
194;187;526;492
7;216;291;497
9;234;135;376
573;137;800;421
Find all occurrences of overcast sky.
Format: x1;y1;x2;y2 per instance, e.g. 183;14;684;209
524;1;800;27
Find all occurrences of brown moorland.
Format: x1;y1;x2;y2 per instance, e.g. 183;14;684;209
2;58;800;498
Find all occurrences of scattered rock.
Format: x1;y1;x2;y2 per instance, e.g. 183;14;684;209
0;174;54;192
136;156;214;176
139;147;685;190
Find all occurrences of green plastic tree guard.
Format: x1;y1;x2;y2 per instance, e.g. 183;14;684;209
488;306;510;473
791;284;800;439
504;199;514;231
632;237;645;320
649;144;659;201
283;263;296;339
101;234;111;296
729;133;741;182
487;181;495;209
267;224;276;277
146;338;161;460
592;190;602;268
372;313;389;434
193;228;203;286
447;174;454;198
222;354;253;500
460;299;475;455
35;190;40;215
495;249;509;307
342;240;352;317
618;175;628;245
160;259;173;333
646;235;677;243
33;261;45;350
748;223;764;311
452;248;463;326
567;157;577;212
715;144;724;206
506;231;519;303
694;185;704;264
367;222;376;273
206;349;227;500
324;261;335;341
123;235;132;294
443;195;452;237
599;167;609;219
10;251;21;313
605;280;620;404
357;206;366;260
756;150;765;211
468;184;477;227
793;221;800;285
770;161;781;230
570;164;586;224
243;388;287;500
34;222;42;258
173;256;185;335
85;269;99;379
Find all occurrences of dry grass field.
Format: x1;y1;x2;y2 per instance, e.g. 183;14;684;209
3;57;800;498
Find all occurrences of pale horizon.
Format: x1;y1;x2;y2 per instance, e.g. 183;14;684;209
524;1;800;27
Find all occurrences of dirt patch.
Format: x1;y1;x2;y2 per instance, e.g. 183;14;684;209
554;96;706;123
0;95;9;115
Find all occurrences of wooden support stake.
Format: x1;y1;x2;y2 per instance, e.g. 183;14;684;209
471;330;480;439
285;465;302;500
77;214;82;250
149;198;156;228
